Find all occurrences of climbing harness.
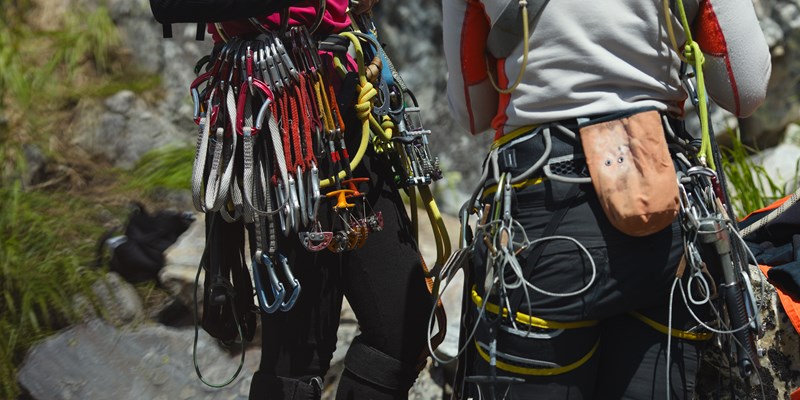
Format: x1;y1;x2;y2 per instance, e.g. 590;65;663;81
179;3;451;387
438;1;767;397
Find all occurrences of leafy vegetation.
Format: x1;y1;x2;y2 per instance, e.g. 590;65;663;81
127;145;195;195
720;132;799;218
0;3;170;398
0;175;107;398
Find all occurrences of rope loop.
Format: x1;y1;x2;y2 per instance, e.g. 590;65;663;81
355;81;377;120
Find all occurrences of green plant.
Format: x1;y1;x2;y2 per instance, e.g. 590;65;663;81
126;145;195;195
0;152;107;398
0;4;129;396
0;6;121;113
720;132;790;218
50;7;120;73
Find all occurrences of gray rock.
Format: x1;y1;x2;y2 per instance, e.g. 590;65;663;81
751;139;800;196
73;90;189;169
18;320;259;400
22;143;48;187
161;213;207;308
73;272;145;326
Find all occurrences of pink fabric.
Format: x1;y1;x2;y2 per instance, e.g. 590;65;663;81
208;0;350;43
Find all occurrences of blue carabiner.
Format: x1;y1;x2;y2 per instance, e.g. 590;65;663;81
252;253;285;314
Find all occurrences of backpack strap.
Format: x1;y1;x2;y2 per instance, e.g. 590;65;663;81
160;22;206;40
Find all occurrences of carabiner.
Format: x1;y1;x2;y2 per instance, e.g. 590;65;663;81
252;252;285;314
288;175;302;233
275;253;301;311
276;181;292;236
274;36;300;84
296;165;309;228
306;161;322;223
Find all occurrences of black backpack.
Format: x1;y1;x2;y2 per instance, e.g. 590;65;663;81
97;203;194;284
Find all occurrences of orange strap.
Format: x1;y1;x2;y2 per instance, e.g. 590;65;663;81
739;194;793;222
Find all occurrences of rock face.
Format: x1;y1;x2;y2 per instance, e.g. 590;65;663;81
744;0;800;147
18;320;260;400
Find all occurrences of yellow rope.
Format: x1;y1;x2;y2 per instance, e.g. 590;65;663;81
487;1;530;94
474;337;599;376
629;311;714;341
471;287;598;330
320;32;376;188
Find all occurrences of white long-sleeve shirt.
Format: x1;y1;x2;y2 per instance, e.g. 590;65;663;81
443;0;772;137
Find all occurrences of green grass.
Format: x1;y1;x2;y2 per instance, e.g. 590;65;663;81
720;132;796;218
1;5;125;113
0;161;108;399
126;145;196;195
0;4;145;398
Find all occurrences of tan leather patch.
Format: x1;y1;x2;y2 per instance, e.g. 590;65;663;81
580;110;679;237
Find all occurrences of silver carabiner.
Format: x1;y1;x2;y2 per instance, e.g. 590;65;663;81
275;253;301;311
296;165;309;228
306;161;322;223
276;181;291;236
288;176;301;234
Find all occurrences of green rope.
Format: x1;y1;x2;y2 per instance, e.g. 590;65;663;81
674;0;714;169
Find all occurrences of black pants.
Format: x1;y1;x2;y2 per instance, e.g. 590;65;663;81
248;127;433;399
463;125;712;399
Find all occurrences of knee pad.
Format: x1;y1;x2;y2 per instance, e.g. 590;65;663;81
248;371;322;400
342;337;419;392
